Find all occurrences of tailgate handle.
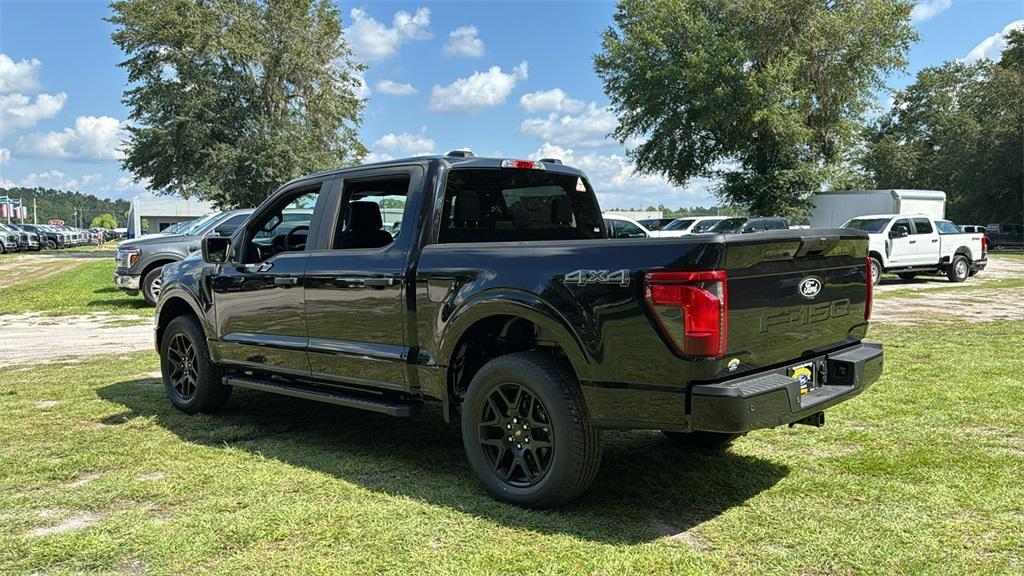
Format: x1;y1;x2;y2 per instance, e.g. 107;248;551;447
795;235;840;257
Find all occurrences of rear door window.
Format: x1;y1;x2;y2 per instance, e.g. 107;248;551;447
439;168;603;243
911;218;933;234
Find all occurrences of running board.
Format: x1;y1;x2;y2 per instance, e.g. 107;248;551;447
224;375;420;417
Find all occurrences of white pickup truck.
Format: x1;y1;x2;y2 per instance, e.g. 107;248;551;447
842;214;987;284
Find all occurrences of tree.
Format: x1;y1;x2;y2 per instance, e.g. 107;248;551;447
861;30;1024;224
594;0;916;217
90;213;119;228
109;0;368;208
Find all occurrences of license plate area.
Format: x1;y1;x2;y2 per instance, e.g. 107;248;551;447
788;362;818;395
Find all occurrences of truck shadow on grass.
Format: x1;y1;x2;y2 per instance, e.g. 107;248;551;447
98;379;788;545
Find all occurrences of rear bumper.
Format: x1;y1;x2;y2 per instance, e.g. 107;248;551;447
972;257;987;272
690;342;883;433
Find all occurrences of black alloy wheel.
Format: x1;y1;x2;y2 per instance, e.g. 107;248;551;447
165;332;198;402
478;382;555;487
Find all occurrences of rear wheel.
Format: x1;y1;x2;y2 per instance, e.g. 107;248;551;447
947;255;969;283
159;315;231;414
897;272;917;281
869;256;882;286
46;240;57;250
461;351;602;508
662;430;740;451
142;267;164;306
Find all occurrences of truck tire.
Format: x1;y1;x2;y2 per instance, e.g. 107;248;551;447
947;255;969;283
869;256;882;286
897;272;917;281
46;240;57;250
662;431;740;450
159;315;231;414
142;267;164;306
461;351;602;508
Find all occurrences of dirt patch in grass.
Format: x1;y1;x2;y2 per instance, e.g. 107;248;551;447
0;254;93;289
28;511;106;537
0;312;152;367
872;286;1024;325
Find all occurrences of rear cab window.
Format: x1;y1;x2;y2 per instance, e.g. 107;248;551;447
439;168;604;243
936;220;960;234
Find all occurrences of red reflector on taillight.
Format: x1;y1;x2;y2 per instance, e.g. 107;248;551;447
982;236;988;254
644;270;727;357
501;159;546;170
865;257;873;321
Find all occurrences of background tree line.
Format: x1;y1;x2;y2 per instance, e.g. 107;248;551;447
0;187;129;227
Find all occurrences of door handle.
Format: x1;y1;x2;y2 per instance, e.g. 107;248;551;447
274;276;299;287
931;239;938;243
364;277;398;287
909;240;916;244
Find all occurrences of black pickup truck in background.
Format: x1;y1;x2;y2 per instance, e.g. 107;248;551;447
154;153;883;507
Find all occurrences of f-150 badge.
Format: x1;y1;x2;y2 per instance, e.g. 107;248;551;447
562;269;631;287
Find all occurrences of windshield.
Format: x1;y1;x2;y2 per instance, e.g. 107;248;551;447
178;212;221;236
707;218;747;233
163;220;195;235
663;218;696;231
842;218;892;233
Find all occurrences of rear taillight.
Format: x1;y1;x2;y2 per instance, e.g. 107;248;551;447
643;270;728;358
864;257;873;321
982;236;988;254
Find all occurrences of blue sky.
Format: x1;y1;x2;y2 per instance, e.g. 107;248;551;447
1;0;1021;210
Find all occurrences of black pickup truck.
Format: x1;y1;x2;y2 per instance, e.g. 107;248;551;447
155;153;883;507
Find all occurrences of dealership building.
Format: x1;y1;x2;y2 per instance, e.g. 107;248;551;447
127;196;215;238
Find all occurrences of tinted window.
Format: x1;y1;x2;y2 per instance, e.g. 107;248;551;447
765;219;788;230
842;218;891;233
663;218;695;231
936;220;960;234
892;219;911;236
708;218;747;233
691;219;720;233
440;168;603;243
911;218;933;234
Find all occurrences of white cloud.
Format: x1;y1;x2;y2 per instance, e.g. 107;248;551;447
0;54;42;94
519;102;618;147
376;80;417;95
346;7;432;61
353;71;371;99
0;91;66;138
0;147;9;165
529;143;716;209
964;20;1024;62
910;0;951;23
443;26;485;58
372;128;435;156
1;169;150;198
15;115;126;161
519;88;585;113
429;61;528;113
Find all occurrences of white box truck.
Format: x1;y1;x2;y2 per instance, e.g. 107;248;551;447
810;189;946;229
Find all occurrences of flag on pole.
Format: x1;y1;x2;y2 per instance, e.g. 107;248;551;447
1;202;9;218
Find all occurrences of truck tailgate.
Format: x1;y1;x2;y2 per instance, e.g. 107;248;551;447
722;230;870;373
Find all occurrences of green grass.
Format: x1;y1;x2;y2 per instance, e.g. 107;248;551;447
990;251;1024;260
0;259;150;317
1;321;1021;575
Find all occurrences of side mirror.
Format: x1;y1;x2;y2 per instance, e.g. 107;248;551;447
214;224;238;237
890;228;908;239
202;236;231;264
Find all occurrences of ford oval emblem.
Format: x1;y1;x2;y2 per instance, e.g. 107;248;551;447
798;277;822;299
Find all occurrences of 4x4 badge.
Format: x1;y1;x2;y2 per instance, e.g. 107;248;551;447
798;276;822;299
562;269;630;287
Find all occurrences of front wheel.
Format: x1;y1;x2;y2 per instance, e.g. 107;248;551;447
142;267;164;306
461;351;602;508
662;430;740;451
159;315;231;414
947;255;969;283
46;240;57;250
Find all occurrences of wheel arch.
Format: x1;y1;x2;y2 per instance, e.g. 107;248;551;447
440;293;592;416
155;293;205;352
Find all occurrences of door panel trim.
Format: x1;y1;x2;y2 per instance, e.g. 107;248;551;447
222;332;308;351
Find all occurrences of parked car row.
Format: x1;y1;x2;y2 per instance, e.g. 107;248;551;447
0;222;113;252
114;209;254;305
605;214;792;238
